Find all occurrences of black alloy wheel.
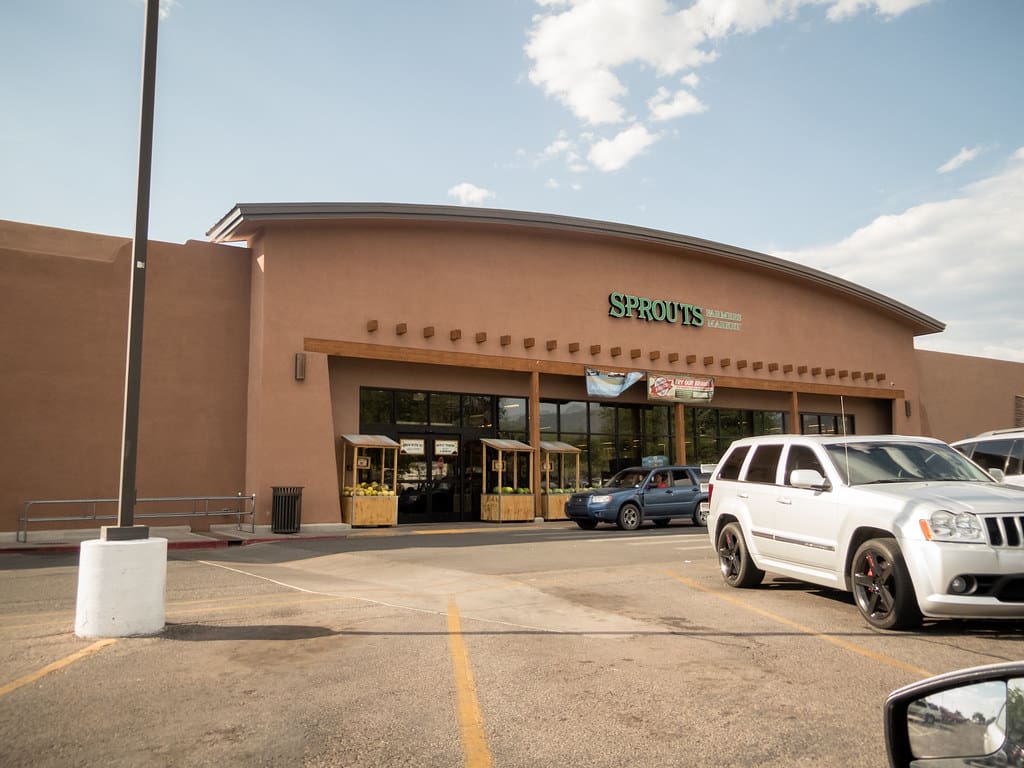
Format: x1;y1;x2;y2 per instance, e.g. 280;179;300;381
716;522;764;587
850;537;922;630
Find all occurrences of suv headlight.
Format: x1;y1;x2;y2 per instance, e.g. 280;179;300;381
590;495;613;503
925;510;984;542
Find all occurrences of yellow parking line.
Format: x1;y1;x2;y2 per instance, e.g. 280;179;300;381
666;572;934;678
0;638;118;699
447;599;494;768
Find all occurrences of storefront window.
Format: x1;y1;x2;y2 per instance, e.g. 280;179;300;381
754;412;786;435
498;397;527;433
430;393;460;427
359;388;394;425
396;391;429;425
801;413;854;436
539;401;558;436
590;401;617;434
588;435;617;485
463;395;493;429
560;401;588;433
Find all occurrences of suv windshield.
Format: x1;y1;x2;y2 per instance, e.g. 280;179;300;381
604;470;647;489
823;441;994;486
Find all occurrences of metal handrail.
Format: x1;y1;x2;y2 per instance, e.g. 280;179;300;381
17;494;256;543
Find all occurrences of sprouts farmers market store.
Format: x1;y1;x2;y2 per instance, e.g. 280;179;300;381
2;204;1023;534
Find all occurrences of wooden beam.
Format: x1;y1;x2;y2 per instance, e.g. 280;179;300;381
302;338;905;398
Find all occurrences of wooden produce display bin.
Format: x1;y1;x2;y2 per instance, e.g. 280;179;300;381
480;438;535;523
540;440;581;520
339;434;400;527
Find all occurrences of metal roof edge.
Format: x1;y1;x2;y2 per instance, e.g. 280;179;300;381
207;202;945;336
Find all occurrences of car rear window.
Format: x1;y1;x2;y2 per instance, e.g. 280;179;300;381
716;446;750;480
971;439;1023;475
744;445;783;484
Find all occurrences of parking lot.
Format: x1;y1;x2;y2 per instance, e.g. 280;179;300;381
1;522;1021;767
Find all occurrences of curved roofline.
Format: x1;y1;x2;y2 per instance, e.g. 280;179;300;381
207;202;944;335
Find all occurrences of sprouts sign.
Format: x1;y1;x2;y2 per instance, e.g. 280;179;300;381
608;292;742;331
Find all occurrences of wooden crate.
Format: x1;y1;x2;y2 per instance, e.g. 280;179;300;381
342;496;398;527
543;494;569;520
480;494;535;522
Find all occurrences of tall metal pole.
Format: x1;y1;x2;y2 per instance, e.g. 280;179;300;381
107;0;160;541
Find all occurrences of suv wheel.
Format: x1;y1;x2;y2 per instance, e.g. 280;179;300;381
617;503;641;531
575;520;598;530
850;537;922;630
692;506;709;527
717;522;764;587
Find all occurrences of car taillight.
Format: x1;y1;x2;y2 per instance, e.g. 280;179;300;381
708;482;714;505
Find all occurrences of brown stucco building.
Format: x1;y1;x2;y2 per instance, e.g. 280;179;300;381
3;204;1022;535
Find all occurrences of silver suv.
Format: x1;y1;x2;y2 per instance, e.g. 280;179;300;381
707;434;1024;630
952;428;1024;489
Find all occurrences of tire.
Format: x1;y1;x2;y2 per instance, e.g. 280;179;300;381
850;537;922;630
617;503;642;531
716;522;764;588
575;519;598;530
692;506;709;527
653;518;671;528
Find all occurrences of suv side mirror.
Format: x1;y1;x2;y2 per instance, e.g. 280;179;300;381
789;469;831;491
989;468;1006;483
885;661;1024;767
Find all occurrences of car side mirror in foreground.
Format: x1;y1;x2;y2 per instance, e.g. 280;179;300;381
988;468;1006;483
788;469;831;491
885;661;1024;767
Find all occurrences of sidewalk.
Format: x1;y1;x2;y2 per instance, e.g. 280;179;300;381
0;519;558;554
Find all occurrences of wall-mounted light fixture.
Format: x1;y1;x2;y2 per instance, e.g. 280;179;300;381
294;352;306;381
905;400;912;418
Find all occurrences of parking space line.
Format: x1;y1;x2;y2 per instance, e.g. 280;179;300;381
447;599;494;768
666;571;935;678
0;639;117;699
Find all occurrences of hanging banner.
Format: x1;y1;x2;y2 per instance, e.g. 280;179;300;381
647;374;715;403
585;368;644;398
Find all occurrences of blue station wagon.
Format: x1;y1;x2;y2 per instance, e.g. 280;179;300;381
565;465;710;531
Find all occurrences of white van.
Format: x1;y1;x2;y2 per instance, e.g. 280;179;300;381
951;428;1024;488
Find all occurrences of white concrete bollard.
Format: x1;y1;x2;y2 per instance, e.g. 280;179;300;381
75;537;168;638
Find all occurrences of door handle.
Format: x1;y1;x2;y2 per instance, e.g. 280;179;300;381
738;492;749;499
777;497;792;505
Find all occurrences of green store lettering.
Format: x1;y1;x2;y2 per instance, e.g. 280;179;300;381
608;292;705;327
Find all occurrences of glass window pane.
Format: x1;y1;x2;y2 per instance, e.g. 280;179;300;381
718;409;749;439
560;401;589;433
589;434;618;485
498;397;527;432
560;433;590;487
539;401;558;436
802;414;820;434
590;401;617;434
396;391;429;425
359;388;393;425
430;393;460;426
757;412;785;435
463;395;494;429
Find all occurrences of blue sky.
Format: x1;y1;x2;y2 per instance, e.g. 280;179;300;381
3;0;1022;361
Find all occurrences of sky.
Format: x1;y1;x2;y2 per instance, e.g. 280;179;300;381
2;0;1022;361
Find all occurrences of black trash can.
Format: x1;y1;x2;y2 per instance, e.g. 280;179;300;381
271;486;303;533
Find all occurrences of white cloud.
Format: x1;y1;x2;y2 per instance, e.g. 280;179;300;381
588;124;659;171
158;0;178;19
545;178;560;189
525;0;932;170
648;86;706;121
447;182;496;205
776;148;1024;362
937;146;981;174
826;0;933;21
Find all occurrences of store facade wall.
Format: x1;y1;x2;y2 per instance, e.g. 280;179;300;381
916;350;1024;441
0;219;251;536
210;205;942;525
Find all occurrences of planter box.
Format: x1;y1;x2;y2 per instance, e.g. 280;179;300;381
342;495;397;527
542;494;569;520
480;494;535;522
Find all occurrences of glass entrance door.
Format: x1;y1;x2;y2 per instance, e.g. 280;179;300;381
396;436;462;523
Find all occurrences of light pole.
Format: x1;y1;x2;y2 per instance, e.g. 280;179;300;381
107;0;160;541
